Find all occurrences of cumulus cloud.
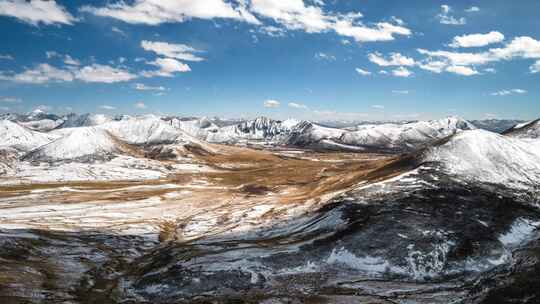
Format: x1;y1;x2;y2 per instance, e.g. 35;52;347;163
82;0;411;44
0;63;137;84
418;36;540;75
80;0;259;25
1;63;74;84
0;0;75;25
141;41;204;62
288;102;308;109
355;68;371;76
99;105;116;110
263;99;280;108
445;65;479;76
437;5;466;25
531;60;540;73
0;54;13;60
142;58;191;77
76;64;137;83
368;52;415;66
490;89;527;96
391;66;412;77
134;83;167;91
449;31;504;48
135;101;147;109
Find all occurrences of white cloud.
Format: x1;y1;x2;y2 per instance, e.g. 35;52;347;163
99;105;116;110
288;102;308;109
134;83;167;91
258;25;287;37
465;6;480;13
0;0;75;25
490;89;527;96
379;70;388;75
314;52;336;61
0;54;13;60
141;40;204;62
449;31;504;48
80;0;259;25
371;104;384;109
391;66;412;77
142;58;191;77
368;52;415;66
531;60;540;73
111;26;127;37
417;36;540;75
0;96;21;103
355;68;371;76
392;90;409;94
418;60;447;73
263;99;280;108
3;63;74;84
0;61;138;84
135;101;147;109
63;55;81;66
437;5;466;25
76;64;137;83
446;65;479;76
251;0;411;42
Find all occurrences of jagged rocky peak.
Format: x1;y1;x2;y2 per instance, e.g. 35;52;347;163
502;118;540;139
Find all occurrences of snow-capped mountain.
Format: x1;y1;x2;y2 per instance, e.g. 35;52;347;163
470;119;527;133
23;127;128;162
424;129;540;187
19;119;64;132
100;116;200;146
285;117;475;152
165;116;220;139
0;120;56;151
502;119;540;139
205;117;299;144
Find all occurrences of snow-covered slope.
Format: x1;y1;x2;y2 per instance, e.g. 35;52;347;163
19;119;64;132
166;117;220;139
58;113;113;128
424;129;540;187
503;119;540;139
0;120;55;151
23;127;127;162
206;117;298;143
285;117;475;152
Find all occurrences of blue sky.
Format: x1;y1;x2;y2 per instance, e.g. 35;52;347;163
0;0;539;121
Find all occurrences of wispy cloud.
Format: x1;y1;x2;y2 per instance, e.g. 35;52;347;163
490;89;527;96
355;68;371;76
263;99;280;108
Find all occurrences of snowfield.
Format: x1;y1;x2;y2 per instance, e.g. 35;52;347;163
424;129;540;187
